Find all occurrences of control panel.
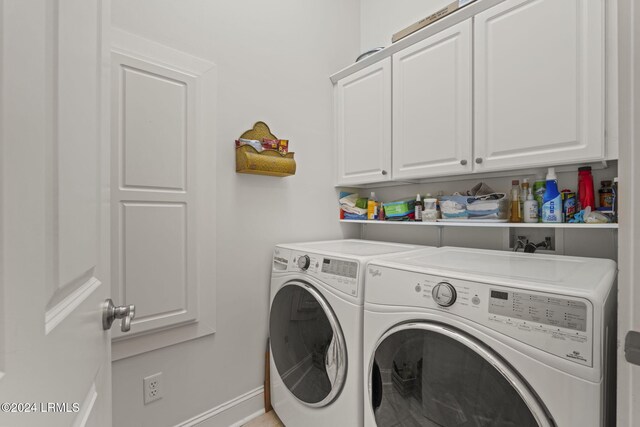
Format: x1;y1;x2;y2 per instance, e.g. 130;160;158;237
365;265;594;367
272;248;359;297
489;290;587;332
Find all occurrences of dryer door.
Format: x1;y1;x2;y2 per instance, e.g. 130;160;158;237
269;281;347;407
369;322;554;427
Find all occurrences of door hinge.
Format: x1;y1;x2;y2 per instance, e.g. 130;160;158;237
625;331;640;366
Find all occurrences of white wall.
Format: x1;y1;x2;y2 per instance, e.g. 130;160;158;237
360;0;451;51
110;1;360;425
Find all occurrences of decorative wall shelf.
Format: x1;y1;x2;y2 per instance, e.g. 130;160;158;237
235;121;296;177
236;145;296;177
340;219;618;230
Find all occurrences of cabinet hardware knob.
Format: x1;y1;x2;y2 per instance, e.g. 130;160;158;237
460;160;468;166
475;158;483;164
381;170;387;175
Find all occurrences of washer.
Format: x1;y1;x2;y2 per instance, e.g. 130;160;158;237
269;239;430;427
363;247;617;427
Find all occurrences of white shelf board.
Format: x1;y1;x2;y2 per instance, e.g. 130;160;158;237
340;219;618;229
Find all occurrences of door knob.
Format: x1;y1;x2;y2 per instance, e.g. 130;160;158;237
103;299;136;332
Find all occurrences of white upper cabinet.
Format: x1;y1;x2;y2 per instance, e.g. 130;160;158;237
336;58;392;186
392;19;473;179
473;0;604;172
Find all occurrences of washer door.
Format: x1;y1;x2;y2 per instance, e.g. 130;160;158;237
269;281;347;407
369;322;555;427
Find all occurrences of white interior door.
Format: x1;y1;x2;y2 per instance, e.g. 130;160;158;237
0;1;116;426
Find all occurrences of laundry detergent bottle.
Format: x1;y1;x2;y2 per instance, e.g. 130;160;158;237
542;167;562;223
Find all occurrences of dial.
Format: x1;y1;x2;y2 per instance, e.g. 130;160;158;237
297;255;311;270
432;282;457;307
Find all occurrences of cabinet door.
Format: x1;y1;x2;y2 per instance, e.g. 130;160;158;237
393;20;473;179
474;0;604;172
336;58;391;185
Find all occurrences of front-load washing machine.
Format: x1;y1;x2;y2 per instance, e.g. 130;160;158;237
363;247;617;427
269;240;432;427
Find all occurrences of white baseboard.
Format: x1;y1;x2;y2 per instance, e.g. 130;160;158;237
174;386;265;427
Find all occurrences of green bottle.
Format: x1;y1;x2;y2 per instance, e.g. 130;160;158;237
533;178;546;223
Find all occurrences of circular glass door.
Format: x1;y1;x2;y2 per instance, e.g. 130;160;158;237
369;323;554;427
269;281;347;407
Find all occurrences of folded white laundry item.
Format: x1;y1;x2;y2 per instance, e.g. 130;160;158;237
339;193;367;215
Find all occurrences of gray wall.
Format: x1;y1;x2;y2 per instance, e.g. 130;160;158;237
110;1;361;425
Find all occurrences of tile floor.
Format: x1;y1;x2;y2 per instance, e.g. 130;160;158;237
243;410;284;427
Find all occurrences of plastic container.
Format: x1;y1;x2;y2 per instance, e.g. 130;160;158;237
561;190;577;222
383;198;415;219
367;192;378;220
439;195;508;220
422;198;438;221
599;180;613;208
542;168;562;223
533;178;546;223
523;188;538;223
519;179;529;218
578;166;596;211
510;180;522;223
612;177;618;223
414;194;423;221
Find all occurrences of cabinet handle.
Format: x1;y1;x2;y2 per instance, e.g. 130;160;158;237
475;158;483;164
460;160;468;166
381;170;387;175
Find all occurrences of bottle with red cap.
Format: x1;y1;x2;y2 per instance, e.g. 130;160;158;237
578;166;595;211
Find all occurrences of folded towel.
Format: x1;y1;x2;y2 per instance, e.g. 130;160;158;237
339;193;368;215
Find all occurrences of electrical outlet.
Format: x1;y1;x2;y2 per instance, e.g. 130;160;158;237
143;372;163;404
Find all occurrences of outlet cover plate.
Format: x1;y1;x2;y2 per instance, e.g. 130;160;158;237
143;372;163;404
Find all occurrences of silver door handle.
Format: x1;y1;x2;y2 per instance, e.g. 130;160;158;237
103;298;136;332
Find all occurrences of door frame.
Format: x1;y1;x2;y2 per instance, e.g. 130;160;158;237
616;0;639;425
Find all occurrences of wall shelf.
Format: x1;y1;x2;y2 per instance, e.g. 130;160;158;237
340;219;618;230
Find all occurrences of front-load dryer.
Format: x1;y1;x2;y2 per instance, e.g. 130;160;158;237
269;240;432;427
363;247;617;427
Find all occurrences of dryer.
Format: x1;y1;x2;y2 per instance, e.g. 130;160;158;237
269;239;431;427
363;247;617;427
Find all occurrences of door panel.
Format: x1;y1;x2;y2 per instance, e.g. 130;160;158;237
393;20;473;179
369;323;552;427
0;0;111;426
474;0;604;171
336;58;392;185
111;52;199;339
269;282;346;407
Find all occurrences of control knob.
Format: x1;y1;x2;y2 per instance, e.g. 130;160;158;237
432;282;457;307
297;255;311;271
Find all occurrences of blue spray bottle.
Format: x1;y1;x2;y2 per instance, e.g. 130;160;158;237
542;167;562;223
